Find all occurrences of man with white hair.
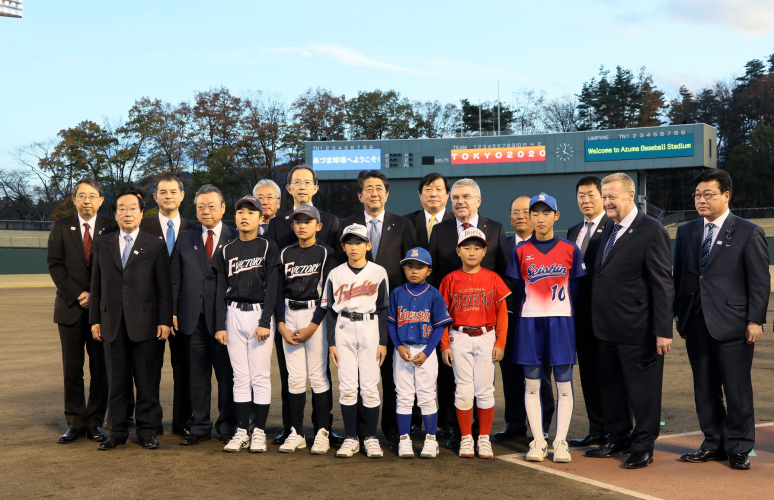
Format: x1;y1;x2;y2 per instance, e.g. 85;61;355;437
428;178;509;449
253;179;281;235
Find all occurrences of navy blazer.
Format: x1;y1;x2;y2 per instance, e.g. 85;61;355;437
171;224;240;336
567;214;608;326
673;213;769;339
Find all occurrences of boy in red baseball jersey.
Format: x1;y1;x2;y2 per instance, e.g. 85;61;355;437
439;227;510;459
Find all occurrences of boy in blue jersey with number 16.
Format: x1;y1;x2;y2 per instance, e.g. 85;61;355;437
506;193;586;464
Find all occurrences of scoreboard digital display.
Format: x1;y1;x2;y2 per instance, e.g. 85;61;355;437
585;135;694;162
450;145;546;165
312;148;381;171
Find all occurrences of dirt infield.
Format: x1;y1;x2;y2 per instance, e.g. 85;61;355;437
2;287;774;499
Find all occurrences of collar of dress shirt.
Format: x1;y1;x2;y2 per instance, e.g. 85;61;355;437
704;209;730;230
424;208;445;227
77;213;95;236
456;214;480;230
202;221;222;240
513;233;531;245
617;206;638;230
158;211;180;229
119;227;140;242
587;211;605;229
364;210;385;225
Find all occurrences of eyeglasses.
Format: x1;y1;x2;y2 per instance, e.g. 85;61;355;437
691;192;722;200
255;195;276;202
510;210;529;216
289;180;315;187
75;194;100;201
116;207;140;215
451;194;479;202
196;204;221;212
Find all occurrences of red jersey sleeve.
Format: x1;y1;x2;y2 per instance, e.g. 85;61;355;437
494;274;512;303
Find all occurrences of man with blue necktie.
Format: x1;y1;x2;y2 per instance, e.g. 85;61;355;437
140;174;194;436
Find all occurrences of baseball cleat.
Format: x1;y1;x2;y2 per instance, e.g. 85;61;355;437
336;438;360;458
553;439;571;463
526;439;548;462
398;434;414;458
279;427;306;453
420;434;439;459
477;434;493;459
364;437;383;458
310;429;330;455
459;434;475;458
223;428;250;452
249;428;267;453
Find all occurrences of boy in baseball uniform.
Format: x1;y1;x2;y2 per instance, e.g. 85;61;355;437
506;193;586;463
322;223;389;459
275;204;336;454
439;227;510;459
213;195;280;453
389;247;452;459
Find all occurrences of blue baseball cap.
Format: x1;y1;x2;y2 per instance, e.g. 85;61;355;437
400;247;432;267
529;192;558;212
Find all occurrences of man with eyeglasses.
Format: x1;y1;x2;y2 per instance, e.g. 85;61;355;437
403;173;453;250
265;165;343;446
428;178;509;449
47;179;118;444
565;177;608;448
171;184;240;446
253;179;282;235
140;174;194;437
673;170;769;470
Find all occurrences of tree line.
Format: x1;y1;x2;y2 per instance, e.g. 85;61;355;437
2;51;774;221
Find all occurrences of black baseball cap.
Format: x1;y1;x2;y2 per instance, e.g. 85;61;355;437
289;204;320;222
235;195;263;214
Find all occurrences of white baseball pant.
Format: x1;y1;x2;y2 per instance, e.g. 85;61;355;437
335;315;381;408
226;303;275;404
282;301;330;395
394;344;438;415
449;327;496;410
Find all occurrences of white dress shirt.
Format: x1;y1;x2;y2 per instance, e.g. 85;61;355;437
118;227;141;257
456;214;480;232
513;233;530;245
703;209;730;251
424;208;446;228
159;212;181;243
575;211;605;247
612;207;638;243
77;213;96;240
202;221;222;246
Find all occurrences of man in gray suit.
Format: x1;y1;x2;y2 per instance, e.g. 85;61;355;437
673;169;769;470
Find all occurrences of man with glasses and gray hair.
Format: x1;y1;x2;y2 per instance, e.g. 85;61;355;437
253;179;282;235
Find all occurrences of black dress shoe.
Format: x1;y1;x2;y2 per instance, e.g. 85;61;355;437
273;428;291;445
156;425;165;436
86;427;106;442
444;433;460;449
410;423;422;436
329;431;344;446
494;426;527;440
680;449;728;463
58;428;86;444
729;454;751;470
584;442;632;458
389;435;400;450
220;434;233;445
97;436;126;450
625;451;653;469
437;425;453;439
180;434;211;445
140;436;160;449
171;426;189;436
568;434;607;447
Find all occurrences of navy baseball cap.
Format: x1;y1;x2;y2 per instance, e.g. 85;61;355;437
400;247;432;267
289;204;320;222
235;195;263;214
529;192;558;212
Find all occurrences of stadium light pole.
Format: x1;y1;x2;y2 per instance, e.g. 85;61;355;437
497;81;501;136
0;0;23;18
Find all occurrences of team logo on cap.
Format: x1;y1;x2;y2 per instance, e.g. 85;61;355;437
411;249;419;257
539;194;546;201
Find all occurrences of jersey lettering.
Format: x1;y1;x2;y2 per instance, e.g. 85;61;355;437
526;263;568;283
333;281;379;305
448;288;495;313
284;262;321;278
228;256;265;277
396;306;432;327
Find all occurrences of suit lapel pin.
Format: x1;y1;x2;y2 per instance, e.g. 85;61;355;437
133;250;139;255
70;226;76;230
99;230;103;235
596;229;603;233
159;236;163;239
194;245;198;251
629;229;633;234
716;241;722;245
219;245;222;248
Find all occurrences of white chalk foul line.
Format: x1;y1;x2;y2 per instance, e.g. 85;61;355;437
498;454;664;500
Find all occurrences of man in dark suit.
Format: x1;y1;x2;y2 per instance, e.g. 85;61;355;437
673;169;769;470
565;176;608;447
171;184;239;446
253;179;282;235
266;165;343;446
90;185;172;450
47;178;117;444
585;173;674;469
339;169;415;448
140;174;194;436
495;195;555;442
403;173;453;250
428;178;509;448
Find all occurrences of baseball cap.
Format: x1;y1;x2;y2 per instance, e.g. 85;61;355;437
400;247;432;267
457;227;487;247
235;195;263;214
340;223;370;243
289;203;320;222
529;192;558;212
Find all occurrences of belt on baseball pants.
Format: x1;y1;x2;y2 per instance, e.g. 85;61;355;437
287;299;321;311
340;311;376;321
228;301;263;311
452;325;493;336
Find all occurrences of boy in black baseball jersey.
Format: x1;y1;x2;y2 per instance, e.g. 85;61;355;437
213;195;280;453
275;204;337;454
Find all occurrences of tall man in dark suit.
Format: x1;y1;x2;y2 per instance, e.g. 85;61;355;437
495;195;555;441
90;186;172;450
403;173;453;250
140;174;194;436
171;184;239;446
339;169;415;448
673;170;769;470
566;176;608;447
585;173;674;469
48;178;117;444
266;165;343;446
428;178;509;448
